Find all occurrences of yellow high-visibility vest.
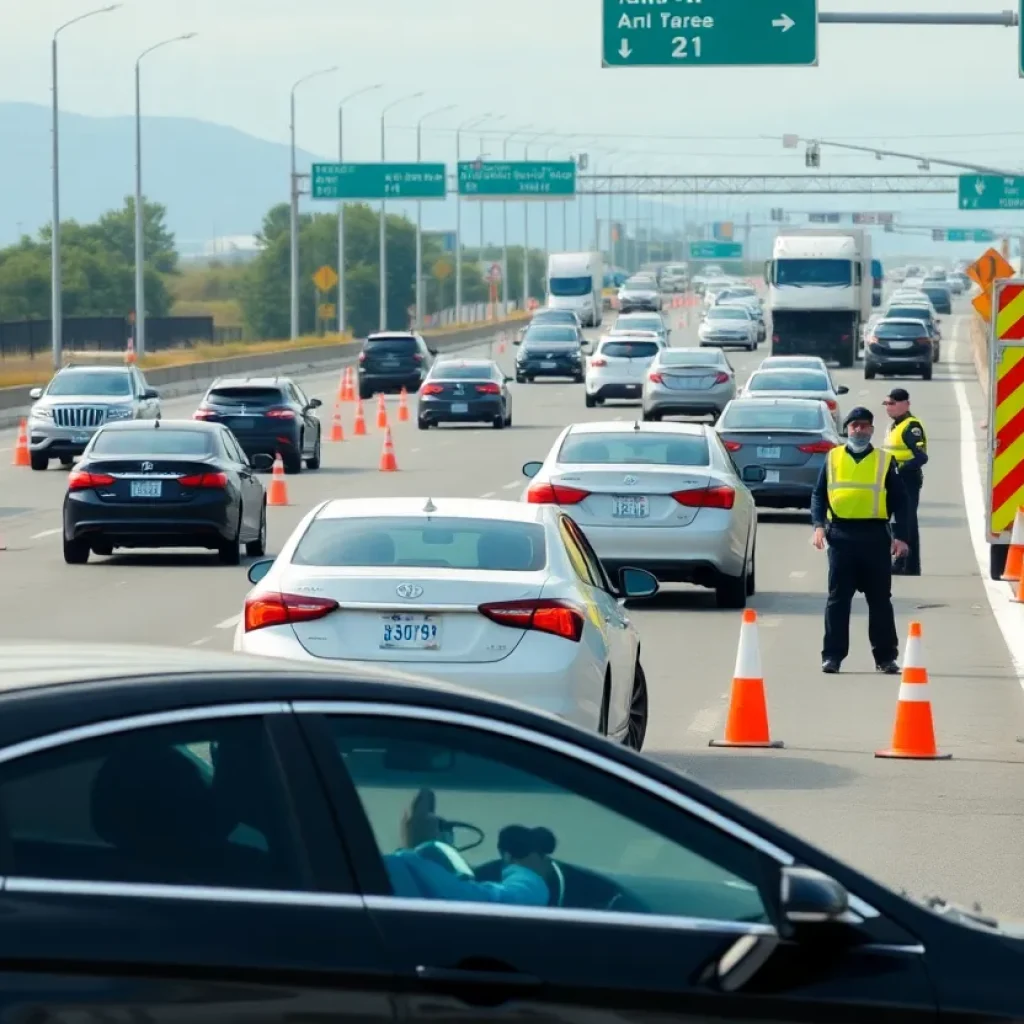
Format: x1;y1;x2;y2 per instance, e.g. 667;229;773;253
826;446;893;520
884;416;926;464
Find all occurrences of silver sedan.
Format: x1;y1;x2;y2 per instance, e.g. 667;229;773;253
642;347;736;423
740;367;849;430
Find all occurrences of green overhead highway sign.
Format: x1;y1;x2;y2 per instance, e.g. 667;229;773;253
958;175;1024;211
458;161;576;199
311;163;447;200
690;242;743;261
602;0;818;68
936;229;995;243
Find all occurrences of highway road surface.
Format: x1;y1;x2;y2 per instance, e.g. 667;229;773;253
1;298;1023;917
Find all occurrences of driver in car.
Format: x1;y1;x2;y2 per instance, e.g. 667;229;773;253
383;790;552;907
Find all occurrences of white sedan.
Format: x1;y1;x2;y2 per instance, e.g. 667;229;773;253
234;496;657;748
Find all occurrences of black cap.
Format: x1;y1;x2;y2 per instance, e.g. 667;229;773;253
843;406;874;428
886;387;910;403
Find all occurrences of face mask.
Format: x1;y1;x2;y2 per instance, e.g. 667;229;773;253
847;435;871;453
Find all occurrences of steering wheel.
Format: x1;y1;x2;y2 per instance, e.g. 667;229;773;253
437;818;485;854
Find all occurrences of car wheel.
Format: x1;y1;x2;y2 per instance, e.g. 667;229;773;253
505;409;513;427
715;567;748;609
30;452;49;471
60;456;74;468
746;538;756;597
218;514;242;566
624;662;649;751
246;501;267;557
642;409;659;422
63;535;89;564
283;444;303;474
306;434;321;470
358;385;372;401
864;366;877;380
573;374;584;384
597;671;612;735
92;541;113;557
922;365;933;381
492;413;505;430
585;394;597;408
516;374;526;384
417;417;429;430
933;347;941;363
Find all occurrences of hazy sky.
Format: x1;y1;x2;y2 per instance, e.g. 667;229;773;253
4;0;1024;248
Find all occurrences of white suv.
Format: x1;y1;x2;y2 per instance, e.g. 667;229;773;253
585;336;662;408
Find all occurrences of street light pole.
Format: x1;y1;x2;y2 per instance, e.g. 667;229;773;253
289;66;338;341
337;84;382;336
502;125;532;312
51;4;121;370
416;104;456;330
454;113;491;322
380;91;424;332
521;129;552;310
134;32;195;361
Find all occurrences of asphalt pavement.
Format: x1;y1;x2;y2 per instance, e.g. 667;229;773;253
1;297;1023;917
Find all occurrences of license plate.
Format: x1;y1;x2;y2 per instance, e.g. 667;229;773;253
230;418;254;429
72;434;89;444
888;341;913;350
612;495;649;518
757;446;781;458
380;615;441;649
451;402;469;413
130;480;162;498
666;377;698;390
765;470;780;483
540;361;557;369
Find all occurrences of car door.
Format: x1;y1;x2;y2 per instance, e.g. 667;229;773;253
0;706;398;1022
289;382;317;455
294;706;939;1024
221;429;261;534
132;368;156;418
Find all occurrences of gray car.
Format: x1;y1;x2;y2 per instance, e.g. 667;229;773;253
26;363;161;471
618;278;662;313
740;367;848;430
642;347;736;422
716;397;841;511
614;312;669;346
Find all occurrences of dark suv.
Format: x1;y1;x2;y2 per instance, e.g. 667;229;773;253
193;377;322;474
357;333;436;399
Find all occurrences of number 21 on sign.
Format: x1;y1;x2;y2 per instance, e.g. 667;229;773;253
672;36;702;58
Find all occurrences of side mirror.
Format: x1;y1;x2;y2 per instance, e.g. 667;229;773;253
742;465;767;484
504;376;514;384
28;387;43;400
513;337;522;345
780;866;850;926
428;347;439;356
246;558;274;585
619;567;659;599
522;460;543;478
143;388;159;400
251;453;275;471
309;397;323;408
836;385;850;396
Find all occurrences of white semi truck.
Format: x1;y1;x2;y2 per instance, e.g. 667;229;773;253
546;252;604;327
764;228;872;368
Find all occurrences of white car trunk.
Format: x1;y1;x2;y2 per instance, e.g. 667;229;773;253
276;566;548;663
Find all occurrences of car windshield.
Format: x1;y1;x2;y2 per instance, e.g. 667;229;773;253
430;363;496;380
90;429;213;456
524;327;578;343
774;259;851;287
559;432;710;466
888;306;932;321
291;517;547;571
707;307;749;320
599;341;661;359
720;402;826;431
659;350;726;367
760;359;824;372
365;338;418;354
532;311;576;324
618;318;663;332
748;371;829;392
48;371;132;397
875;322;929;338
549;276;592;297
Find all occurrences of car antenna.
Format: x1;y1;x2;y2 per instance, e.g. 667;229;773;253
154;418;160;428
633;419;641;431
422;497;437;514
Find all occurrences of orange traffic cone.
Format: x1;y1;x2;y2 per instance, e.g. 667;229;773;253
336;370;346;404
876;622;950;760
379;427;398;472
497;332;507;355
376;392;389;430
353;399;367;436
125;336;136;365
12;419;30;467
397;387;410;423
328;403;345;442
342;366;355;402
1001;507;1024;581
267;453;289;506
710;610;784;749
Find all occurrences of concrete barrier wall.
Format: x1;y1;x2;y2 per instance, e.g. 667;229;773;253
0;317;524;429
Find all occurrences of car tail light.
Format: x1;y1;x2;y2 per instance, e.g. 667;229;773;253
475;382;501;394
589;358;607;367
648;372;663;384
825;399;838;411
358;352;366;362
526;483;590;505
193;408;216;420
797;440;837;454
68;470;115;491
421;383;444;395
771;334;780;344
478;599;584;642
714;372;730;384
413;353;423;362
723;440;743;452
671;486;736;510
244;592;340;632
178;471;229;488
265;407;295;419
840;335;850;343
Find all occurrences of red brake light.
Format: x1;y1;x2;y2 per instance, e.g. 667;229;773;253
590;358;607;367
825;399;838;411
421;383;444;395
723;440;743;452
244;592;340;632
413;353;424;363
475;382;501;394
478;599;584;642
771;334;780;344
193;408;216;420
526;483;590;505
265;407;295;419
671;486;736;510
648;372;663;384
179;471;229;488
714;372;730;384
797;440;837;454
68;470;115;491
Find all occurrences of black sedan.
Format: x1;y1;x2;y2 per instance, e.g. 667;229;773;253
417;359;513;429
516;326;587;382
62;420;270;565
0;639;1022;1021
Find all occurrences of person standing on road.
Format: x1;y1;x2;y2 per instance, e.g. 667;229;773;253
811;407;910;675
882;388;928;577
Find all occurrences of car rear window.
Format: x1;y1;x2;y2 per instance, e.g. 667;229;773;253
660;350;725;366
207;386;284;405
748;372;828;392
365;338;418;354
292;517;547;571
887;307;931;321
558;433;709;467
599;341;660;359
90;429;213;456
720;403;825;431
760;359;823;372
431;363;495;380
524;327;578;343
875;322;929;338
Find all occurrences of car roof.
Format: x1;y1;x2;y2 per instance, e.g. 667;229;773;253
566;420;707;437
313;496;544;525
432;358;494;368
728;396;826;407
878;317;930;326
749;367;828;380
57;364;132;374
761;355;826;363
95;418;219;433
365;332;418;341
211;377;288;388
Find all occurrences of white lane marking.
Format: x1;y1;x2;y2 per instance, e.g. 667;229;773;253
216;614;241;630
190;637;211;647
502;481;520;490
480;491;496;498
31;528;61;540
687;706;723;735
952;316;1024;686
789;570;807;579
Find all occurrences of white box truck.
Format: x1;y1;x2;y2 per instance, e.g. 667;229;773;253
546;252;604;327
764;228;872;367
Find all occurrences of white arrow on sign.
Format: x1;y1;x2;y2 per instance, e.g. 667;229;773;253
772;13;795;31
618;39;632;58
975;179;986;196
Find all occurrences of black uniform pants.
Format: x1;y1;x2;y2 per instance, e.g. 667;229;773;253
822;529;900;665
893;472;922;576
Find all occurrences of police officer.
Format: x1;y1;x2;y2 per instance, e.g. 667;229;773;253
811;407;910;675
882;388;928;576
